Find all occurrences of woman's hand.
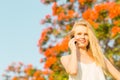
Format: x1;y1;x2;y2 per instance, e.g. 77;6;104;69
61;37;78;75
68;38;77;51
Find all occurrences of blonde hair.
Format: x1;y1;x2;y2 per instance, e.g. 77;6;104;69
69;19;107;72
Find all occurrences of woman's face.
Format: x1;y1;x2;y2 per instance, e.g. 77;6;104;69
74;25;89;49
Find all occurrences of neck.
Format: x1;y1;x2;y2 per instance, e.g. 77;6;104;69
77;47;88;55
77;47;94;59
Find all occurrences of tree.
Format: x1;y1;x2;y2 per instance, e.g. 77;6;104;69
38;0;120;80
2;62;47;80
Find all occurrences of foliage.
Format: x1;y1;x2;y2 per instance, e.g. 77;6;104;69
2;62;50;80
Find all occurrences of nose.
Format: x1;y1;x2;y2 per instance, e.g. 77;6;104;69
75;34;85;40
81;34;85;38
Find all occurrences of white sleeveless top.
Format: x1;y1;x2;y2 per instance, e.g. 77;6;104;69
69;62;106;80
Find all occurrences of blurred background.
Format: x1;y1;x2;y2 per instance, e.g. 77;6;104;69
0;0;120;80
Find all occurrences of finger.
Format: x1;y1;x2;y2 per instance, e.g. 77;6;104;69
69;39;76;46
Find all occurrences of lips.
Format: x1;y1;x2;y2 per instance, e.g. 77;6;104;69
79;40;86;43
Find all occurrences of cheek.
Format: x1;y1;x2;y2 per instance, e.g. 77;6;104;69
86;37;89;43
75;36;79;39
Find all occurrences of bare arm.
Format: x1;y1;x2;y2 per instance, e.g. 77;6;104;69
60;38;78;75
105;57;120;80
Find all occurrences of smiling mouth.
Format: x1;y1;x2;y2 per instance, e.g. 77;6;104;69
76;39;87;44
79;40;86;43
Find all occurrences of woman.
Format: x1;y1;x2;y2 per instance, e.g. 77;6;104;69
60;19;120;80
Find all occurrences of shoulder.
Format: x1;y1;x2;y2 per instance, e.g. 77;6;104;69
60;55;71;61
61;55;71;59
60;55;71;65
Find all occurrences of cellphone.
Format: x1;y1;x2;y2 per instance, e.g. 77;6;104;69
70;35;77;44
74;41;77;44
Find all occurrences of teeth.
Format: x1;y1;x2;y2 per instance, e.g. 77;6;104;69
80;40;85;42
80;40;86;43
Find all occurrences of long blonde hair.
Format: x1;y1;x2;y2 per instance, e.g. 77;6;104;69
69;19;107;72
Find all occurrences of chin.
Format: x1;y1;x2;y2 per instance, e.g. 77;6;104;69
78;45;87;49
77;43;88;48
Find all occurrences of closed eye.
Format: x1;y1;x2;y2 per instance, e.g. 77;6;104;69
85;33;88;35
77;33;82;35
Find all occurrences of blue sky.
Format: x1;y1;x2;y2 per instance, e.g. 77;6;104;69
0;0;51;79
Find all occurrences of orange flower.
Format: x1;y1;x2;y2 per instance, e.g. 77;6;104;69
70;0;75;3
109;4;120;19
113;20;120;26
52;44;61;54
59;37;69;52
66;24;71;31
42;69;53;75
42;70;49;75
64;10;75;21
52;2;57;16
82;8;98;20
24;64;33;76
12;76;18;80
37;30;47;46
56;6;64;14
33;70;41;77
67;10;75;19
49;37;69;55
28;64;33;68
111;26;120;37
78;0;85;5
44;56;57;68
57;12;66;21
44;48;53;57
7;65;15;71
88;19;99;29
37;76;45;80
24;68;31;76
49;76;54;80
53;3;65;16
37;27;53;52
95;3;109;13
